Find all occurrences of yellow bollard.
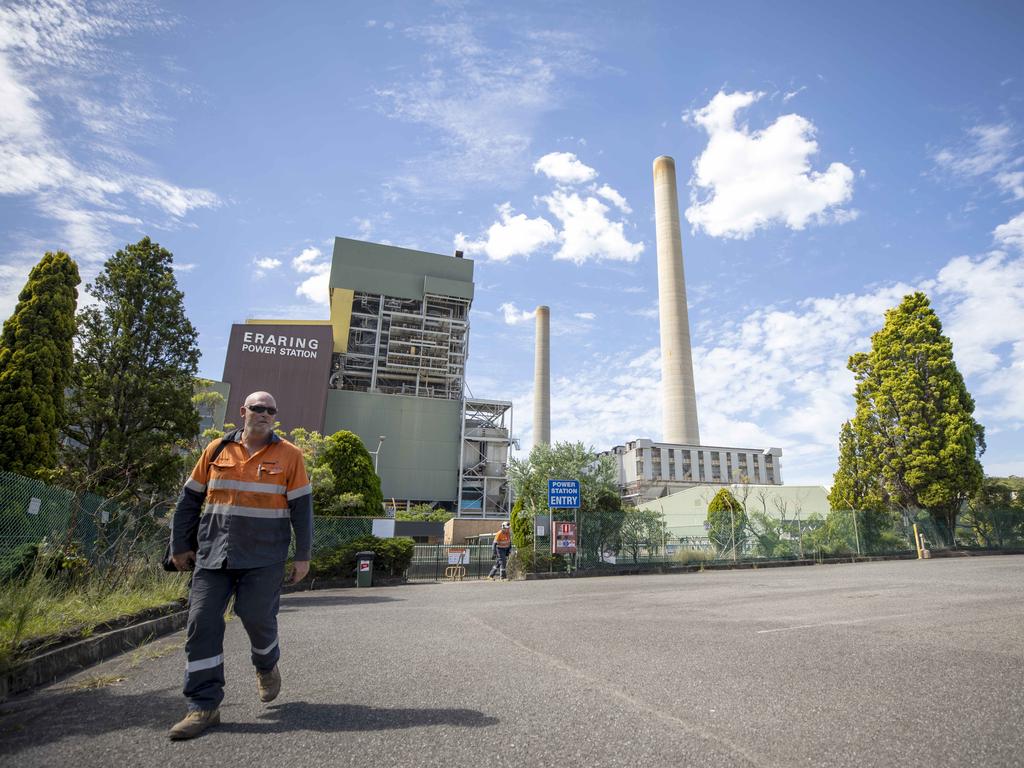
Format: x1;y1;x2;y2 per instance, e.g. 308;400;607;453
913;524;922;559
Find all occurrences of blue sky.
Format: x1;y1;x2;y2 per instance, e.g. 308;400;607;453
1;0;1022;485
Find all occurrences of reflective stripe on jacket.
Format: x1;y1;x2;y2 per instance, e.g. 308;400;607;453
494;528;511;550
172;429;313;568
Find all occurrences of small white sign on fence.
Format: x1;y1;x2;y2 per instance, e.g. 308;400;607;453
27;497;40;516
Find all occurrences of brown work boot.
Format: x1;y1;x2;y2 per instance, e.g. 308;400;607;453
256;665;281;702
168;709;220;740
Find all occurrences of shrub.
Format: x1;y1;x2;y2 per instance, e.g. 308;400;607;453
309;536;415;581
0;542;41;585
395;503;453;522
672;548;713;565
507;548;563;578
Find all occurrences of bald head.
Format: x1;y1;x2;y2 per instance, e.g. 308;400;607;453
240;391;278;444
243;391;277;409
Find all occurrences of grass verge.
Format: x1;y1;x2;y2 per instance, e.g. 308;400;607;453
0;562;189;673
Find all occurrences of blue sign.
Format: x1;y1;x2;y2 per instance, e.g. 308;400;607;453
548;479;580;508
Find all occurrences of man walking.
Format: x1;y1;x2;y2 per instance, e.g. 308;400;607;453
168;391;313;740
487;521;512;580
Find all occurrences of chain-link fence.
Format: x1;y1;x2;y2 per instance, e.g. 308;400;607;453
0;471;164;569
528;506;1024;573
1;471;383;568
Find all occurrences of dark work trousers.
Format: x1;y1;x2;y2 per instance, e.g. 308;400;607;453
489;547;511;578
183;563;284;711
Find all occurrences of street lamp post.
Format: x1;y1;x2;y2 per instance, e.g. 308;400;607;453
371;435;386;473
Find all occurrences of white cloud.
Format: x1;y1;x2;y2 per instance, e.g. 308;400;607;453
377;20;595;192
457;156;642;265
935;124;1014;177
0;1;219;279
289;247;330;305
534;152;597;184
995;171;1024;200
131;176;220;218
593;183;631;213
498;302;536;325
292;247;324;273
782;86;806;103
252;256;282;279
455;202;557;261
575;312;596;320
935;123;1024;200
994;211;1024;251
683;90;856;239
542;189;644;264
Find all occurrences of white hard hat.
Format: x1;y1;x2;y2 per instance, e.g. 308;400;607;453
501;522;510;529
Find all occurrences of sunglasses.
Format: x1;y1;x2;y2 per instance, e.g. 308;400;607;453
246;405;278;415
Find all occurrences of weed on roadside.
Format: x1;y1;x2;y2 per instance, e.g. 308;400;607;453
67;673;127;691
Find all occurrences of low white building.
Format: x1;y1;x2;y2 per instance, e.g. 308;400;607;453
601;438;783;504
638;483;830;540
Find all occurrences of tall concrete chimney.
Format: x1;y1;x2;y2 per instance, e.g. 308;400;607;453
653;156;701;445
532;305;551;446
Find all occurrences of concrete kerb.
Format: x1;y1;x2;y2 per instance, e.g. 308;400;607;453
520;547;1024;581
1;606;189;702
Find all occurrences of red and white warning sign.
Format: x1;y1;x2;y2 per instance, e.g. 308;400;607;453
358;561;371;572
552;522;577;555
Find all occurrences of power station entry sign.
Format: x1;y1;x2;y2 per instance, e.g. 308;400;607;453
552;522;577;555
548;479;580;508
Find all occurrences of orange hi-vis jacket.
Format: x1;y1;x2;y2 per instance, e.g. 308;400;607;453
494;528;512;549
172;429;313;569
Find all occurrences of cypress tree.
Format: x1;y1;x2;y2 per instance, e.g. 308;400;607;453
62;237;200;499
837;292;984;543
0;252;80;475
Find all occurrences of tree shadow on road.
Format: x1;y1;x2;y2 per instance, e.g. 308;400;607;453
219;701;499;733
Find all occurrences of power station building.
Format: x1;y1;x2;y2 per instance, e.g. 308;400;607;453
219;237;512;518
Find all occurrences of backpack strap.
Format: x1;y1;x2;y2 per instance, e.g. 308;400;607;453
208;427;241;463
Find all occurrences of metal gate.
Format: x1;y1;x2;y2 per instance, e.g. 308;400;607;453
406;544;497;582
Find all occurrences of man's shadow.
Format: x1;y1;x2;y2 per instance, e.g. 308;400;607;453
219;700;498;733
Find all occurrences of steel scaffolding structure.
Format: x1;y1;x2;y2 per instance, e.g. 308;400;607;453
330;290;469;400
457;398;513;519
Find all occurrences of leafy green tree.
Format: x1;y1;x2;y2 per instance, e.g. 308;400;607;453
619;507;666;563
581;490;625;563
747;509;789;558
509;440;618;516
0;252;80;476
314;430;384;516
508;441;621;566
835;292;985;544
706;488;749;558
62;238;200;500
962;478;1024;548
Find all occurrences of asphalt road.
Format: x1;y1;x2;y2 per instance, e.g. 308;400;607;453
2;556;1022;767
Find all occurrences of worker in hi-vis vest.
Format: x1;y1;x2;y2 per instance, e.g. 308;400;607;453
488;521;512;580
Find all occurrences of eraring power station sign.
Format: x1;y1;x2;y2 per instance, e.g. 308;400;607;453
241;331;322;358
222;323;334;434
